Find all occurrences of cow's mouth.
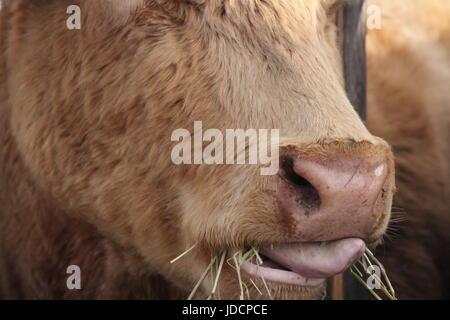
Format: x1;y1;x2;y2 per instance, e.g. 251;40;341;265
231;238;365;287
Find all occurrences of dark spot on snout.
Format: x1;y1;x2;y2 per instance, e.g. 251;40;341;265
279;156;321;217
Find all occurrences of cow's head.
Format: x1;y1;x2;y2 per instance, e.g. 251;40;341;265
10;0;395;299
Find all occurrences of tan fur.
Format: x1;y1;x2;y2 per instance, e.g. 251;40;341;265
0;0;445;299
367;0;450;299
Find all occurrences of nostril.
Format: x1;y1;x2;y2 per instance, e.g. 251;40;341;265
279;157;321;214
280;157;310;187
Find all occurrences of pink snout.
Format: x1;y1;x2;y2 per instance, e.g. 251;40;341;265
277;149;394;242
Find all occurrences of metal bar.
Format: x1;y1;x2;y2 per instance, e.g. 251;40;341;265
342;0;368;122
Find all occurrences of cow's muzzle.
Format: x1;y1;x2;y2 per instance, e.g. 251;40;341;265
277;145;393;242
242;143;394;286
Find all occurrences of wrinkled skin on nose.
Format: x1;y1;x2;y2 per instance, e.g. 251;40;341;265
277;142;395;243
232;142;395;288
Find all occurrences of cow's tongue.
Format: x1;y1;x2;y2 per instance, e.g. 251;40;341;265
259;238;365;279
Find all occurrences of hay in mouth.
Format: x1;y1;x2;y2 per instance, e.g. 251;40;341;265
350;248;397;300
170;244;273;300
170;243;397;300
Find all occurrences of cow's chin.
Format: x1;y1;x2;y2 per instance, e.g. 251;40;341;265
230;281;327;300
203;269;327;300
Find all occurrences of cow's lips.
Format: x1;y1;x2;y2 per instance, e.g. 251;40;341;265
231;238;365;287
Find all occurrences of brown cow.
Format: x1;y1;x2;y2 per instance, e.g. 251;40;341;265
0;0;446;300
367;0;450;299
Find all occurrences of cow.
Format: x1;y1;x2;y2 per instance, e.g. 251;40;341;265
366;0;450;299
0;0;446;300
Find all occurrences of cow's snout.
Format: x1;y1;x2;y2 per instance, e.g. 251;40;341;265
277;144;394;243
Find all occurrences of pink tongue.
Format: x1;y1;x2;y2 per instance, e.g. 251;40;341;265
260;238;365;279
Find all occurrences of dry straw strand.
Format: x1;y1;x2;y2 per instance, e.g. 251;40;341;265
171;243;395;301
188;255;218;300
351;248;397;300
170;242;198;264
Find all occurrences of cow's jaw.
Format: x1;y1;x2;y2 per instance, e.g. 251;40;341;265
231;238;365;288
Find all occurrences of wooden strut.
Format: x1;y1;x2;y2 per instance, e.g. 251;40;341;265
329;274;345;300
